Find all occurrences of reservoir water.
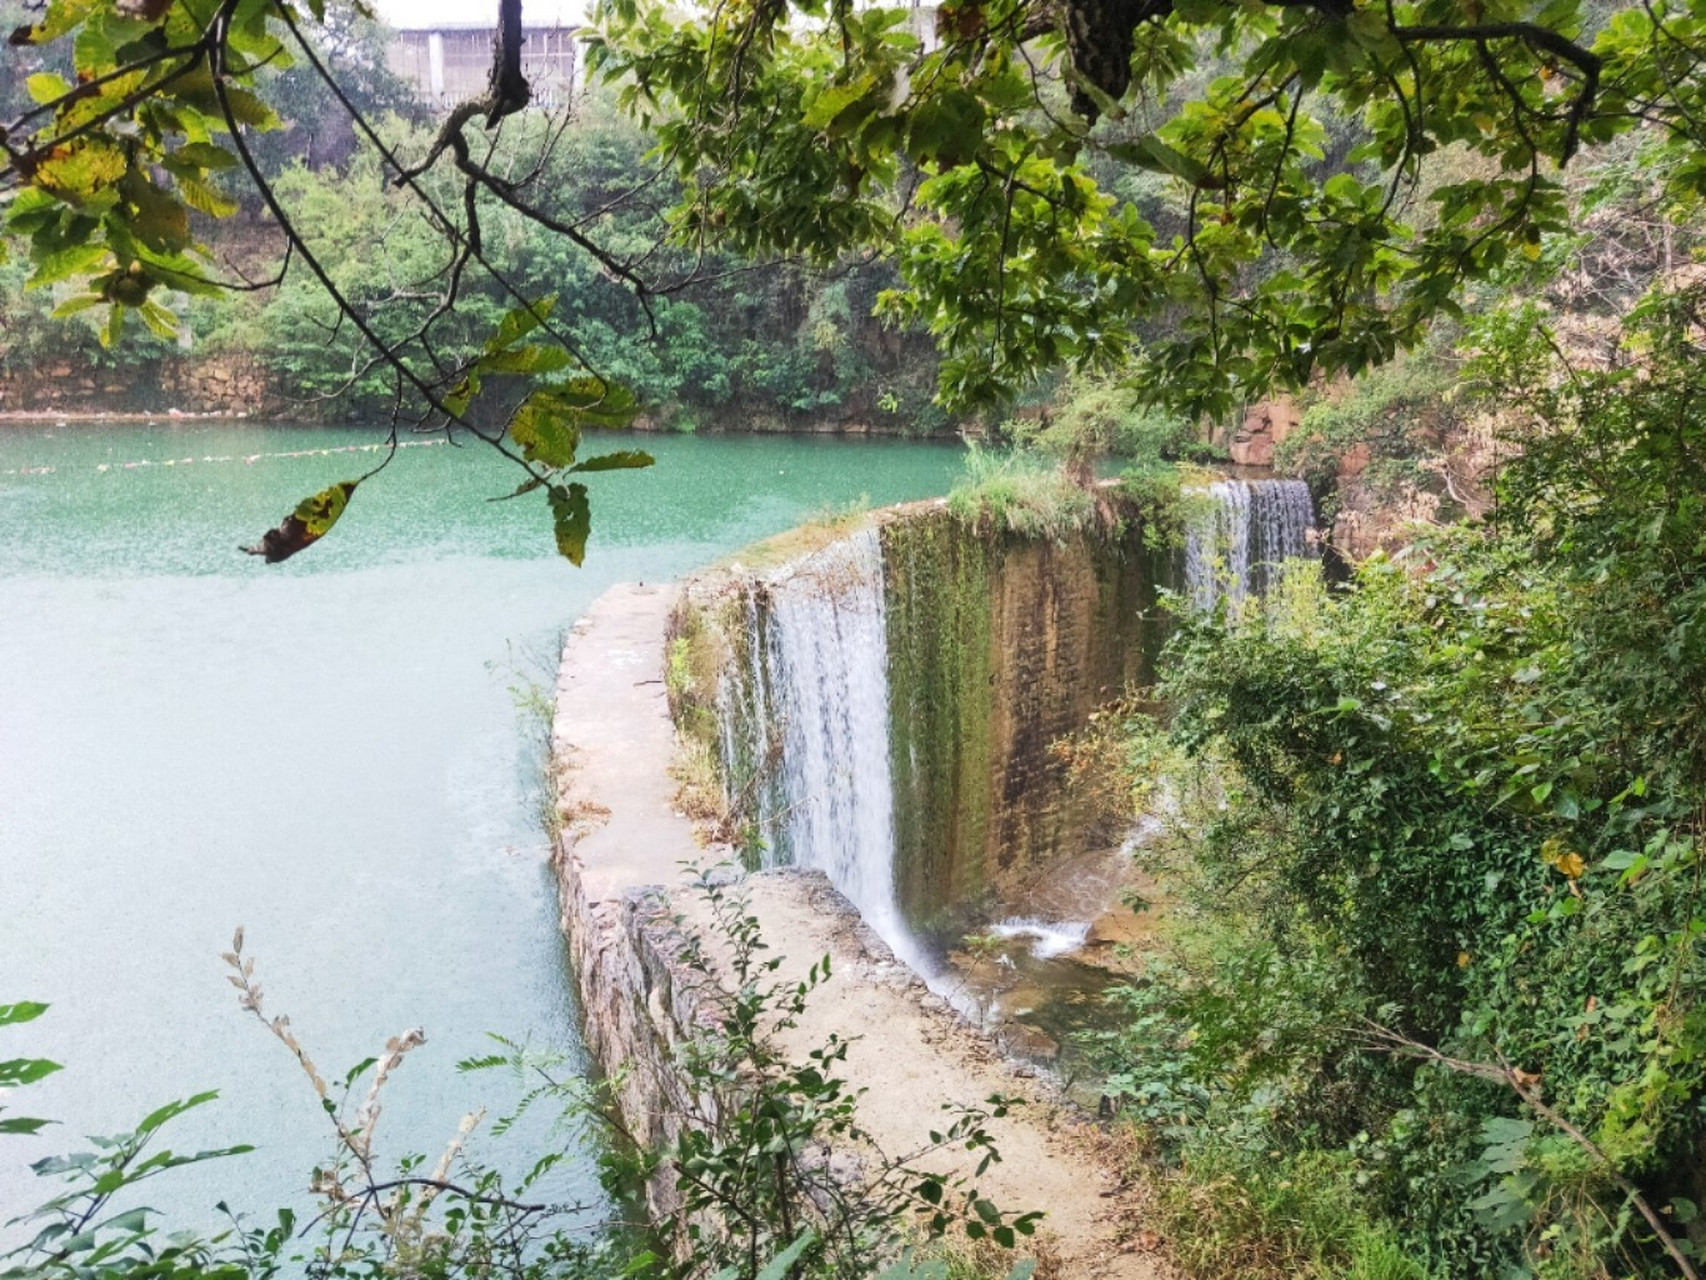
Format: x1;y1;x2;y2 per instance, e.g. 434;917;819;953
0;420;962;1231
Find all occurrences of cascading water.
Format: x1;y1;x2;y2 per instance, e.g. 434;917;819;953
719;529;934;976
1184;478;1316;608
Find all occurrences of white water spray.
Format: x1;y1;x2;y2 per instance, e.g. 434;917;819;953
750;529;934;976
1184;478;1315;608
988;917;1092;960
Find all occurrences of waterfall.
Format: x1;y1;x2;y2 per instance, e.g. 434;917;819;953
719;528;932;976
1184;478;1315;608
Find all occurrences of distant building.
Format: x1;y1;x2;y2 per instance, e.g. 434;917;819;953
386;23;579;111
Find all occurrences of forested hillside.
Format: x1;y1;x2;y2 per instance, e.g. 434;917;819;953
0;9;950;433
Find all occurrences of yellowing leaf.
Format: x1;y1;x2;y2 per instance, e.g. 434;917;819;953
177;175;237;218
510;391;581;468
1541;837;1586;879
34;139;127;200
25;72;72;104
241;481;359;563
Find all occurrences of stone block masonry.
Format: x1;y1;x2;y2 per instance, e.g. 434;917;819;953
0;353;279;417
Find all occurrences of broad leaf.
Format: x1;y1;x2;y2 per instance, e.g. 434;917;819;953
511;392;581;468
0;1002;50;1027
548;483;591;566
484;295;558;354
240;480;359;563
570;450;654;473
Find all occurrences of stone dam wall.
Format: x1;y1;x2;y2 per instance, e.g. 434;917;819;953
547;488;1313;1265
670;498;1172;942
883;503;1167;927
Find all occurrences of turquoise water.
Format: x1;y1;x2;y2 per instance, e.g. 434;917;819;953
0;421;963;1233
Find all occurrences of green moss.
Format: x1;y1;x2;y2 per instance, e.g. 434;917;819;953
882;503;1175;939
883;510;998;928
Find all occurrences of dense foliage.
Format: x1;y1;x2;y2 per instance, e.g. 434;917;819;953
593;0;1706;414
0;9;947;438
1089;285;1706;1277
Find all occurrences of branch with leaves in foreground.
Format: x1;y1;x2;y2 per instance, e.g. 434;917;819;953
0;875;1047;1280
2;0;691;566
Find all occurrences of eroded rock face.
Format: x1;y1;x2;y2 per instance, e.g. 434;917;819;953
1228;395;1300;468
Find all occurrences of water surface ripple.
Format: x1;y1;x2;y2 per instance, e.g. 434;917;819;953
0;420;962;1228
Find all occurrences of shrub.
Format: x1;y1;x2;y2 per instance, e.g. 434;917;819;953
946;448;1095;541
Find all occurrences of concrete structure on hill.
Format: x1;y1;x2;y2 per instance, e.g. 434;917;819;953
385;23;579;110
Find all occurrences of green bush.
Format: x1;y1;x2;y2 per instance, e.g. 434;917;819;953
1092;286;1706;1279
946;447;1096;540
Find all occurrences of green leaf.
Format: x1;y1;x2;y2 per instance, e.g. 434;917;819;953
804;74;877;130
549;482;592;566
177;175;237;218
49;292;106;317
27;238;110;290
0;1058;63;1086
569;450;654;473
511;392;581;468
138;298;178;340
137;1090;219;1136
479;344;574;375
26;72;72;104
1106;135;1222;189
552;377;640;427
755;1229;816;1280
0;1002;50;1027
484;295;558;354
173;142;238;170
0;1117;54;1136
905;90;986;168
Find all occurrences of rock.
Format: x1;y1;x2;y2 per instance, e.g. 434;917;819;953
1337;441;1372;480
1229;394;1299;467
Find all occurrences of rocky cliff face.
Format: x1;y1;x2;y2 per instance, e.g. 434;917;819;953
1227;395;1300;468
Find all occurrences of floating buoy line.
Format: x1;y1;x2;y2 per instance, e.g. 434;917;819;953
0;438;449;478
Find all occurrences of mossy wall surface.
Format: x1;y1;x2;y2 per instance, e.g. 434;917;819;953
882;505;1170;935
677;500;1172;938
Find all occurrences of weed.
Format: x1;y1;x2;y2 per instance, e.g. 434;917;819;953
947;447;1095;541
